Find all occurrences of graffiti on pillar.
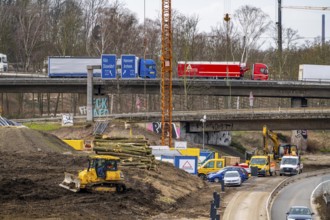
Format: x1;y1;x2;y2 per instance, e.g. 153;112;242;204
79;106;87;115
295;130;308;139
208;131;232;146
93;96;109;117
291;130;308;151
210;123;233;131
79;96;110;117
147;122;180;139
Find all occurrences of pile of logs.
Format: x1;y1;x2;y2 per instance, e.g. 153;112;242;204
93;135;157;170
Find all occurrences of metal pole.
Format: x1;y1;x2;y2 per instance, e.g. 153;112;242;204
278;0;282;54
86;65;101;122
202;122;205;150
322;14;325;46
87;65;93;122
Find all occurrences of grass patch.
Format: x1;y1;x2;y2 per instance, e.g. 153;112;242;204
23;122;62;131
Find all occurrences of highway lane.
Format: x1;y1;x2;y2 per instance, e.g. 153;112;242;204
271;174;330;220
223;176;286;220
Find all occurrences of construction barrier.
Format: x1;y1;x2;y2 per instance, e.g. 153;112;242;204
210;191;221;220
63;139;84;151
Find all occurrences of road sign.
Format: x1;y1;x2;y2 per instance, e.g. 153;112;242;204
174;141;187;149
101;54;116;79
175;156;198;174
121;55;136;78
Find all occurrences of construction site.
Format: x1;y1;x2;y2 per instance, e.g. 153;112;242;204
0;123;219;220
0;120;330;220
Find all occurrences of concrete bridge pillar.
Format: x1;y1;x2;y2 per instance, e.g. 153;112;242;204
291;97;308;151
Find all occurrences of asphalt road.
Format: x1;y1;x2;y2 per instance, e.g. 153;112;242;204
223;176;286;220
271;174;330;220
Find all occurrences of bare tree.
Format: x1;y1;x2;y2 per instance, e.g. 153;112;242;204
81;0;107;55
233;5;271;63
14;0;47;71
91;1;141;55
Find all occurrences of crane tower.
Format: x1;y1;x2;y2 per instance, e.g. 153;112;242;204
161;0;173;147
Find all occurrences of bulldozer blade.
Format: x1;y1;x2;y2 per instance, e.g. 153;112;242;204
59;172;81;192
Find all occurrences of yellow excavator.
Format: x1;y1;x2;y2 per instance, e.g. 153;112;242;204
263;125;299;161
60;155;126;193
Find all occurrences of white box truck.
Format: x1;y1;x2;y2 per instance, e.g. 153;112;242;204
298;64;330;82
0;53;8;72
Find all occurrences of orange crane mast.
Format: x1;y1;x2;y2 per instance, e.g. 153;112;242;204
160;0;173;147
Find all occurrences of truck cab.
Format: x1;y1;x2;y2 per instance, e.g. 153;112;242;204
198;158;225;180
249;155;275;176
0;53;8;72
251;63;269;80
280;156;302;176
138;58;157;78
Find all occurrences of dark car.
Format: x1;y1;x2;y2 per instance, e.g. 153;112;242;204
207;166;248;183
286;206;314;220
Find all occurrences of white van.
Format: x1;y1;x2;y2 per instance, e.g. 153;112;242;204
280;156;303;176
0;53;8;72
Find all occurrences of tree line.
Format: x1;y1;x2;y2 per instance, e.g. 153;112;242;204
0;0;329;80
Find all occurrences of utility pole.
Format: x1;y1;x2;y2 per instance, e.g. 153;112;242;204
278;0;283;54
277;0;283;79
322;14;325;46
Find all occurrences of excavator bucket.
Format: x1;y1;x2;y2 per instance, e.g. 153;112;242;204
59;172;81;192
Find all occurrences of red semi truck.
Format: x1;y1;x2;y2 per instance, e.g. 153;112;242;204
177;61;269;80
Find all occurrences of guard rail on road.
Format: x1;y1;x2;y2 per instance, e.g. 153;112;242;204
266;168;330;220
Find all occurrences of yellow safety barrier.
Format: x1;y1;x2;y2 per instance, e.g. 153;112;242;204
170;148;200;158
63;140;84;151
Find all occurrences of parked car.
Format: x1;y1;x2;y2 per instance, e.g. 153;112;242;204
286;206;314;220
223;171;242;186
207;166;248;183
227;166;249;181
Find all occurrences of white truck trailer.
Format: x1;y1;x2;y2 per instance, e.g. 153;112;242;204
0;53;8;72
298;64;330;82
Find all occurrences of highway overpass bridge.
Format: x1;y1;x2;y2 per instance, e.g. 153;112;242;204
112;107;330;131
16;107;330;131
0;78;330;99
14;107;330;147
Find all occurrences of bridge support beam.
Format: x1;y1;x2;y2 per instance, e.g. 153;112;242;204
87;65;101;122
291;97;308;151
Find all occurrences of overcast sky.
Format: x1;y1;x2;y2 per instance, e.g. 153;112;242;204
122;0;330;48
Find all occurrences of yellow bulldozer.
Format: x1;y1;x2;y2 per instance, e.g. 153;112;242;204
60;155;126;193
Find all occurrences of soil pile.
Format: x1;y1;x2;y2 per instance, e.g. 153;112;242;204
0;125;215;219
0;127;73;153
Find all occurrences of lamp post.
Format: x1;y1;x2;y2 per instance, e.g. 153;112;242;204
200;115;207;150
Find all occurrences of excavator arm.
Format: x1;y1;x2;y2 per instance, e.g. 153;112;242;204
263;125;281;159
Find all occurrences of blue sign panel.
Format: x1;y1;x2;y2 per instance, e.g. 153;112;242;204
101;54;116;79
121;55;136;78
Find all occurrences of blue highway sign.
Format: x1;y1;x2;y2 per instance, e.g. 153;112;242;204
101;54;116;79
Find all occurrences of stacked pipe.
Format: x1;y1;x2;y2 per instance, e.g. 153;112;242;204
93;135;158;170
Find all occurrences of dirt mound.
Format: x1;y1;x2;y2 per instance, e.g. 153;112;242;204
0;123;216;219
0;127;73;153
0;151;210;219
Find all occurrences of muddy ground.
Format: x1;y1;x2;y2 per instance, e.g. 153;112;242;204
0;126;221;219
0;124;329;219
